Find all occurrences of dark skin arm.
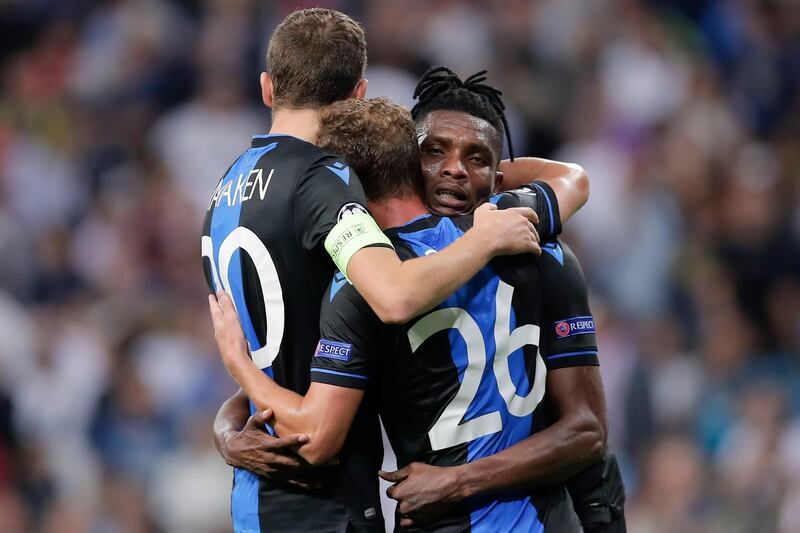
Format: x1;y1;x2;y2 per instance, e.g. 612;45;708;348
213;389;330;489
498;157;589;223
379;365;608;527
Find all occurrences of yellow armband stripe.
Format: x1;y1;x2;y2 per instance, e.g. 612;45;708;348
324;213;393;280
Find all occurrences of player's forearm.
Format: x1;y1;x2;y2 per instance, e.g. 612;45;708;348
498;158;589;222
393;230;498;316
213;389;249;459
223;356;311;436
224;357;349;465
351;231;494;324
455;411;606;499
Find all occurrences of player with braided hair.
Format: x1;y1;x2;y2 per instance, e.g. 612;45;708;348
407;67;589;235
412;67;516;160
380;67;627;532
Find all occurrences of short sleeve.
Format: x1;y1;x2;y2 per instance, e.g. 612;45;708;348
294;155;392;271
539;240;599;369
490;180;562;240
310;273;383;390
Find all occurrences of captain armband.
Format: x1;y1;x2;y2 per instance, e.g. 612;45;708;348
324;213;393;280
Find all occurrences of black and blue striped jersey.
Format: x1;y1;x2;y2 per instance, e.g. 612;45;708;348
201;134;390;533
311;193;598;532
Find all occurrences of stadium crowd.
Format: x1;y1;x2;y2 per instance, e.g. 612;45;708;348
0;0;798;531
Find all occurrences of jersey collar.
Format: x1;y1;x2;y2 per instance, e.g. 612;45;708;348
251;134;305;148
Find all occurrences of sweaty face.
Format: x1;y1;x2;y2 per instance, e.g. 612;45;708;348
417;110;503;216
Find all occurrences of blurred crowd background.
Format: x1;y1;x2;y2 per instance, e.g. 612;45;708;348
0;0;798;531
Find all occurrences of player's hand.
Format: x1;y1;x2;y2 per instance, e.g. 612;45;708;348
221;407;331;490
209;290;251;375
379;462;466;527
472;203;541;257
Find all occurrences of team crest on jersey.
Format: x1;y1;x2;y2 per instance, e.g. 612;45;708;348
338;202;368;221
315;339;353;361
555;316;595;338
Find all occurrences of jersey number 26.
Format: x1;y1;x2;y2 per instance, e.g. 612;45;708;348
408;280;547;451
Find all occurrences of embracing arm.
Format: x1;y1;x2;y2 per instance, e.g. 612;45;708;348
381;240;607;526
498;157;589;222
457;242;607;494
240;377;362;467
213;389;250;459
209;292;364;466
297;155;539;326
381;366;607;527
213;390;322;484
456;366;607;497
345;203;539;324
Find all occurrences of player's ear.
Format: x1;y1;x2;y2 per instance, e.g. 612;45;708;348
352;78;368;100
493;170;504;193
261;72;275;108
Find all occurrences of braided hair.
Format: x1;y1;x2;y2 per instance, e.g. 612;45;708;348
411;66;514;160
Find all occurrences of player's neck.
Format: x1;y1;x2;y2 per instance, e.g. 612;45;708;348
368;195;429;230
268;108;320;144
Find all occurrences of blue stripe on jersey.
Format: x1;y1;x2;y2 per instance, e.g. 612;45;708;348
506;306;532;397
542;241;564;266
465;281;538;530
396;218;543;531
471;499;544;533
310;368;368;380
210;143;277;533
546;349;598;360
230;367;276;533
531;182;555;235
210;143;277;354
231;468;260;533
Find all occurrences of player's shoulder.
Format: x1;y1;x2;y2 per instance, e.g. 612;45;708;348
388;214;482;263
324;271;370;311
291;143;362;194
253;135;345;173
539;239;580;269
381;229;421;261
301;143;350;173
539;239;589;298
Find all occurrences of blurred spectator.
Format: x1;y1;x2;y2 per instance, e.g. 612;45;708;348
627;435;719;533
0;0;797;530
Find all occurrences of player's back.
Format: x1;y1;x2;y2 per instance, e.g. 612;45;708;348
202;134;384;532
375;213;553;532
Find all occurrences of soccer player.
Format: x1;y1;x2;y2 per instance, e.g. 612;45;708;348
214;67;625;531
210;94;609;531
202;9;547;533
380;68;625;532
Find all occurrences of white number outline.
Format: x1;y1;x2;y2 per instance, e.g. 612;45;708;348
202;229;285;369
408;308;502;451
408;280;546;450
